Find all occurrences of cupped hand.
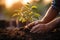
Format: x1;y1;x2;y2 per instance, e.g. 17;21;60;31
30;24;52;33
25;20;42;29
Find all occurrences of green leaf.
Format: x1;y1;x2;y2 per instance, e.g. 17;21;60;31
31;6;37;9
22;18;26;23
34;13;40;17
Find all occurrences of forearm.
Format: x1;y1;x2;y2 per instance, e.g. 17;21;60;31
47;17;60;29
41;6;59;23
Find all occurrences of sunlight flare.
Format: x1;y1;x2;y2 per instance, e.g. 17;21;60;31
5;0;20;8
23;0;31;4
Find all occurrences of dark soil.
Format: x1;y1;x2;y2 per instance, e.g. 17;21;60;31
0;20;60;40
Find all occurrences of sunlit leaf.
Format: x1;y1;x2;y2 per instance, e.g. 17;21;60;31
34;13;40;17
31;6;37;9
12;13;17;17
22;18;26;23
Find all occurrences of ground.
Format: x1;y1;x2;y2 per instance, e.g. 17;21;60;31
0;26;60;40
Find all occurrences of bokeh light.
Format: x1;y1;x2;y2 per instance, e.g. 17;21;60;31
43;0;52;5
5;0;32;8
23;0;30;4
5;0;20;8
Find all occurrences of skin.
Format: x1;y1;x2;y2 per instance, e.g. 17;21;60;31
25;5;60;33
30;17;60;33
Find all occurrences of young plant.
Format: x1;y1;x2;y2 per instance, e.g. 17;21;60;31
12;3;40;23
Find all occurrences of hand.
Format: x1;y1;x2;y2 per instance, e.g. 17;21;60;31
30;24;51;33
25;20;42;29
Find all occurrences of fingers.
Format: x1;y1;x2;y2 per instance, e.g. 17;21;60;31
31;28;40;33
37;30;45;33
25;21;39;29
24;22;34;29
30;24;47;33
30;24;40;33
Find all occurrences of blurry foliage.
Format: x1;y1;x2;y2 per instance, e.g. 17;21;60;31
12;3;40;23
3;0;51;21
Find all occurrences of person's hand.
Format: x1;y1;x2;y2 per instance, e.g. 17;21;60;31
30;24;50;33
25;20;42;29
24;20;53;33
30;23;55;33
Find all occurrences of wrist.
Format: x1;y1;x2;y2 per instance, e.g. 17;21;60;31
45;23;54;31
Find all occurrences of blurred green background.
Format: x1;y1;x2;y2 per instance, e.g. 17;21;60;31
0;0;52;20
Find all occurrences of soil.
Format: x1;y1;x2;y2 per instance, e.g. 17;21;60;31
0;27;60;40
